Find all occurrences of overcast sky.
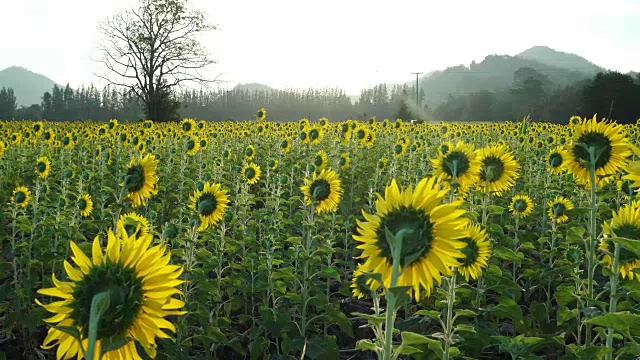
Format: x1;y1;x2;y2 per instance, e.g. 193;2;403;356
1;0;639;94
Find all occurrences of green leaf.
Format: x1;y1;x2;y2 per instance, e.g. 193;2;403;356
494;247;521;263
320;266;340;280
557;306;577;325
100;335;129;354
608;237;640;257
488;205;505;215
493;297;523;325
355;339;377;351
400;331;435;345
454;309;477;318
555;285;576;306
566;227;586;243
586;312;640;336
455;324;476;333
415;310;441;319
352;312;386;328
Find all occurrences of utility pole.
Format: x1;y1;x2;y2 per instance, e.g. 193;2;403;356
411;72;423;121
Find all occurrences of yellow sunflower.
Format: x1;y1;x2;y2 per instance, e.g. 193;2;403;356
431;141;480;192
180;118;197;134
280;138;292;154
476;144;520;196
313;150;329;171
116;212;150;238
268;159;278;171
35;156;52;179
509;194;535;218
353;176;469;300
547;196;574;224
566;115;631;188
457;222;491;281
11;186;32;208
300;168;343;214
0;141;5;157
624;160;640;189
257;108;267;121
124;154;159;207
308;125;324;145
244;145;256;161
547;146;569;175
243;162;262;185
339;153;351;171
36;229;186;359
78;193;93;218
189;182;230;231
601;201;640;280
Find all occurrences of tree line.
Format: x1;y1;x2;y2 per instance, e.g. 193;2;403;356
0;70;638;124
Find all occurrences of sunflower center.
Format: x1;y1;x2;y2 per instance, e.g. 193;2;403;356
309;129;319;140
281;140;288;149
124;223;138;236
357;130;366;139
71;261;144;339
394;144;404;154
200;140;207;147
458;236;479;266
14;192;26;204
44;132;51;140
443;151;470;178
314;155;323;167
310;179;331;202
573;131;613;170
514;199;528;213
245;167;256;179
78;198;87;210
245;148;253;157
480;156;505;183
125;165;145;192
377;207;434;267
37;162;47;173
182;123;192;132
186;140;195;151
300;132;308;141
549;153;563;168
198;193;218;216
339;157;347;166
257;111;264;118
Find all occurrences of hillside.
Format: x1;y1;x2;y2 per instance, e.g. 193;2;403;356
418;50;599;107
233;83;274;92
0;66;58;106
516;46;604;75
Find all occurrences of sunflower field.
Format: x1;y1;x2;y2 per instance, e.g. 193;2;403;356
1;113;640;360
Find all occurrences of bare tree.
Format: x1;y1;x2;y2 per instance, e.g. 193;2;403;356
95;0;217;122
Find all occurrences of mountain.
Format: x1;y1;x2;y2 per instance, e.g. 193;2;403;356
416;47;603;107
233;83;274;92
516;46;604;75
0;66;58;107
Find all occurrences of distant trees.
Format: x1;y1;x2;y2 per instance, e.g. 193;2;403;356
0;87;17;119
96;0;217;122
582;72;640;124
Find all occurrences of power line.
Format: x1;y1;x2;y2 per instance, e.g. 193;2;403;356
411;72;422;120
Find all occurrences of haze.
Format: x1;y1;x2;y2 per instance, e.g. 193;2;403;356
1;0;639;94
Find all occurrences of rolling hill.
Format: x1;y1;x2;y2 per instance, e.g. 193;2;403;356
0;66;58;107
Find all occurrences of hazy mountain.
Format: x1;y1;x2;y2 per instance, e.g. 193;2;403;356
0;66;59;106
416;47;604;107
233;83;274;92
516;46;604;75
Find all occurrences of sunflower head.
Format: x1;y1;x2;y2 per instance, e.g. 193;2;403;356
257;108;267;121
601;201;640;280
457;222;491;281
281;138;292;153
12;186;31;208
36;230;186;359
547;196;574;224
181;118;197;133
547;146;569;175
124;154;159;207
300;168;343;214
353;176;469;300
245;145;256;160
313;150;328;170
189;182;230;231
477;144;520;196
117;212;151;238
243;162;261;185
77;193;94;218
339;153;350;170
567;115;631;188
509;194;534;218
35;156;52;178
431;141;480;191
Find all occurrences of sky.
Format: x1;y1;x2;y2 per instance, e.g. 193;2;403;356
1;0;639;95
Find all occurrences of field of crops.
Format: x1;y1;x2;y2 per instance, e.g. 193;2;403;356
1;114;640;360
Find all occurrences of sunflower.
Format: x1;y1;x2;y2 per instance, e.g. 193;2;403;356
199;138;208;150
124;154;159;207
617;178;636;200
547;146;569;175
509;194;534;218
377;157;388;172
566;115;631;188
184;135;200;156
299;128;310;145
180;118;197;134
431;141;480;191
189;182;230;231
0;141;5;157
243;163;261;185
625;160;640;189
244;145;256;161
308;125;323;145
394;141;407;157
12;186;31;208
76;193;93;218
35;156;52;179
108;119;118;129
457;222;491;281
257;108;267;121
313;150;328;171
353;176;469;300
547;196;574;224
300;168;343;213
339;153;350;171
32;121;44;135
476;144;520;196
116;212;150;238
601;201;640;280
281;138;292;154
268;159;278;171
36;229;186;359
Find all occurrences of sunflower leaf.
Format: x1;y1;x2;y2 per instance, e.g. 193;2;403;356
586;312;640;337
608;237;640;257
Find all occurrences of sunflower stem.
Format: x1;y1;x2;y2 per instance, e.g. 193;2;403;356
605;242;621;360
383;229;403;360
443;272;457;360
86;291;110;360
513;215;519;284
585;152;598;346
